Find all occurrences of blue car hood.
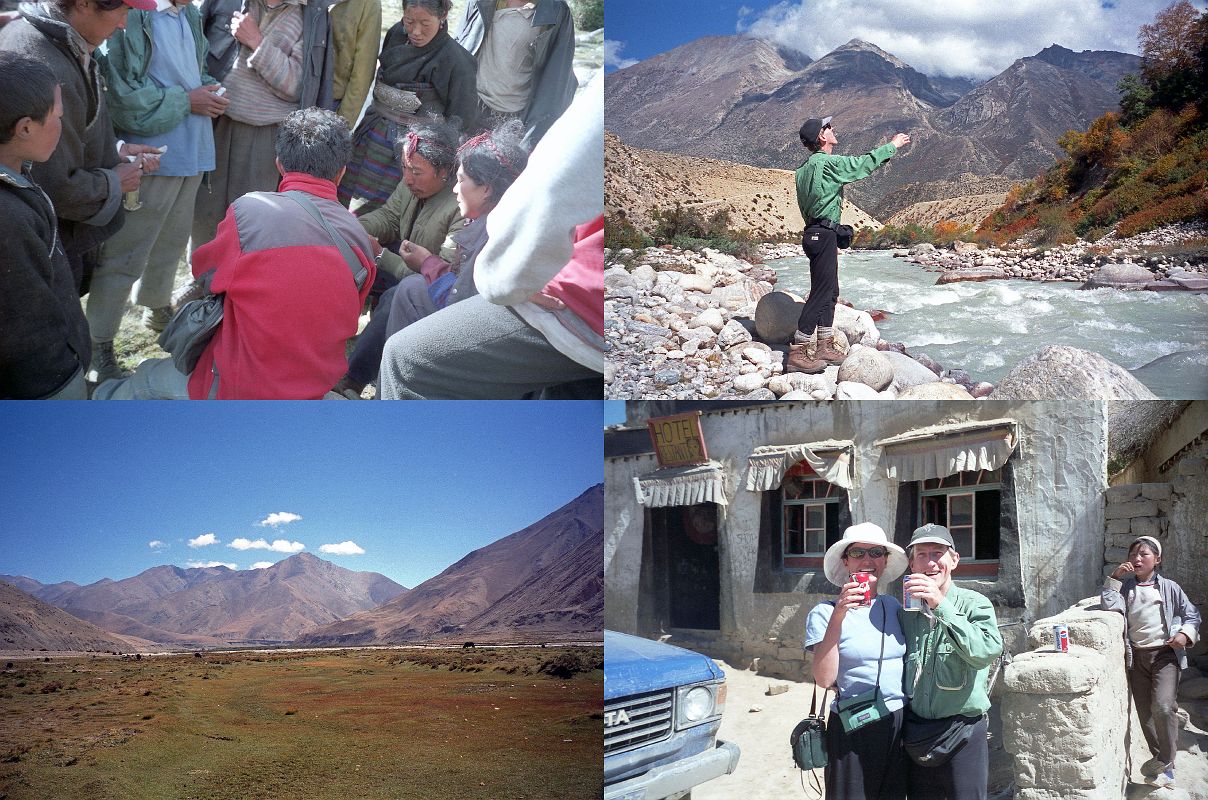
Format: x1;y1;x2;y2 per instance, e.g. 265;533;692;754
604;630;724;702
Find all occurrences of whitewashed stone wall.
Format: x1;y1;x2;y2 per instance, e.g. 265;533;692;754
1001;603;1129;800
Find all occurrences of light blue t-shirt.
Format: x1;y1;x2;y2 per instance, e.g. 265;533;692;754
805;594;906;712
124;8;216;176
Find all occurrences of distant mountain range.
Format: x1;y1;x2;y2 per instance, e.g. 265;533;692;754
0;580;143;653
2;553;406;648
1;484;604;650
605;37;1140;219
296;484;604;646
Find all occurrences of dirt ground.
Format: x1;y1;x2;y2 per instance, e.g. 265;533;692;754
693;659;1208;800
0;647;602;800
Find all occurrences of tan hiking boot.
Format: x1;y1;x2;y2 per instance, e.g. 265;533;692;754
143;305;174;332
814;337;846;365
785;345;826;374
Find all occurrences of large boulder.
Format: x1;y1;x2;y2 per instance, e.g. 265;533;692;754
935;266;1008;284
677;273;715;293
717;319;754;348
833;304;879;346
1080;263;1155;290
989;345;1158;400
836;346;893;391
754;291;802;344
897;382;975;399
835;381;880;399
881;351;946;391
689;307;725;332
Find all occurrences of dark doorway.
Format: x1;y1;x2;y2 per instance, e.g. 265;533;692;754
647;503;721;631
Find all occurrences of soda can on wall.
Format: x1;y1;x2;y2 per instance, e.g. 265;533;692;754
1054;623;1070;652
851;571;872;606
903;576;924;611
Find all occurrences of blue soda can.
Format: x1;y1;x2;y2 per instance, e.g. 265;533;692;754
903;576;924;611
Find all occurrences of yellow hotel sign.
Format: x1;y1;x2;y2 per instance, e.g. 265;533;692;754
647;412;708;468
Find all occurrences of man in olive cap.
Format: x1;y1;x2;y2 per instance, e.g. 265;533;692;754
788;116;910;373
899;523;1001;799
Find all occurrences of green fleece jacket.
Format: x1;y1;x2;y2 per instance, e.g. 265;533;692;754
99;6;218;137
795;142;896;224
899;584;1002;719
358;180;464;278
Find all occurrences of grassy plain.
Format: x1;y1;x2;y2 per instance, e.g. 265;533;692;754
0;647;602;800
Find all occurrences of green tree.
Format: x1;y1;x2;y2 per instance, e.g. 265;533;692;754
574;0;603;31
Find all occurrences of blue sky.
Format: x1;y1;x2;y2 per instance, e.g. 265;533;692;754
604;401;626;426
0;402;602;589
605;0;1201;78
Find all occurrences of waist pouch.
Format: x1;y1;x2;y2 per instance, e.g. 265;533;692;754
807;218;854;249
902;708;982;766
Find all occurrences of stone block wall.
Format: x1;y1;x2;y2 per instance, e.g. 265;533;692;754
1103;482;1172;570
1001;604;1128;800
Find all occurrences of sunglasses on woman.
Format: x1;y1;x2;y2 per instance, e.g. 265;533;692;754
844;546;887;559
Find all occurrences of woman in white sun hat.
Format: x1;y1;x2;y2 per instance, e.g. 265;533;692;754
804;522;910;799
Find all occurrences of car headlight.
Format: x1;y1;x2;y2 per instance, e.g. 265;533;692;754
675;680;725;729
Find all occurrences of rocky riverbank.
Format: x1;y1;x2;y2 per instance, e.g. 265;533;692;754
761;221;1208;290
604;244;1162;401
908;222;1208;290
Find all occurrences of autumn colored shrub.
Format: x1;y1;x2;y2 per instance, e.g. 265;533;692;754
1117;193;1208;237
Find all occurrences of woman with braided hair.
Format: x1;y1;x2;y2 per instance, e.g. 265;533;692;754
338;0;477;214
333;119;527;397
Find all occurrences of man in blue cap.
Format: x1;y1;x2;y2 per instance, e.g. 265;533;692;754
787;116;910;373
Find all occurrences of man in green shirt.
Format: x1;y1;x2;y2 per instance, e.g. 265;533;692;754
901;523;1002;800
787;116;909;374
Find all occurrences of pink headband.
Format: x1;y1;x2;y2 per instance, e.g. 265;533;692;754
458;131;521;178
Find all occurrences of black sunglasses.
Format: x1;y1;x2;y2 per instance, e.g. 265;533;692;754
845;546;887;559
94;0;127;10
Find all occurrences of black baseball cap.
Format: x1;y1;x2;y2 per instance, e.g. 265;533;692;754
799;116;832;148
909;523;955;550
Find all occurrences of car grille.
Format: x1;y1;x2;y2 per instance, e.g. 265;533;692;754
604;689;673;755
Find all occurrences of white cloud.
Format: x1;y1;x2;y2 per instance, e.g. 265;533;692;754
148;540;167;550
229;537;305;553
187;560;236;570
319;541;366;556
188;533;219;548
604;40;639;70
249;562;275;570
737;0;1175;79
258;512;302;528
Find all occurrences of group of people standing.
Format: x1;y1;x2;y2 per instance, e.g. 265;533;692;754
805;524;1200;799
0;0;602;399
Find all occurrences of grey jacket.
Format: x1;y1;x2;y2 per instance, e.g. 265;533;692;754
455;0;576;147
198;0;334;110
1101;573;1201;670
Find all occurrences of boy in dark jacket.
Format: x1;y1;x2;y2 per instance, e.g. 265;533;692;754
0;51;89;398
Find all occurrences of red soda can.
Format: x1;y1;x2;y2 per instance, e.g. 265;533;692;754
1054;624;1069;652
851;571;872;606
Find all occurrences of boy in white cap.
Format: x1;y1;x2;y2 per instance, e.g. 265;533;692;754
805;522;909;799
1101;535;1200;788
900;523;1002;800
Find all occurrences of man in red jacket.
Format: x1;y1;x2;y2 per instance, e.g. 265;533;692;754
94;108;376;399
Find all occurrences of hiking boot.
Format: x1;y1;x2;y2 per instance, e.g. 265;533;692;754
1148;764;1174;787
143;305;174;332
1139;757;1165;778
86;340;130;383
814;337;846;365
785;345;826;374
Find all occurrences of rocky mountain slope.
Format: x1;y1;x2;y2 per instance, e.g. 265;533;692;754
295;484;604;646
606;132;880;242
0;581;146;653
606;37;1139;219
4;554;406;645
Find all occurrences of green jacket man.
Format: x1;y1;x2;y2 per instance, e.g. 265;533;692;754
900;523;1002;800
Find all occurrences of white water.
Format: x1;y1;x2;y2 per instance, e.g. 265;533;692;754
769;250;1208;399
